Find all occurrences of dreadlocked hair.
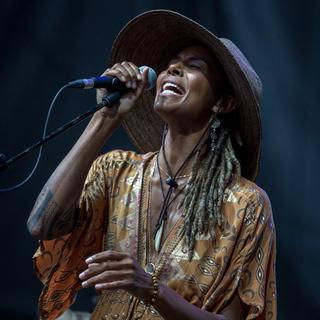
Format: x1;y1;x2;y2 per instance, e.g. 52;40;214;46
180;123;241;260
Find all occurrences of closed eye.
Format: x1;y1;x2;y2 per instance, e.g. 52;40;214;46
188;61;208;73
188;63;202;69
166;57;208;72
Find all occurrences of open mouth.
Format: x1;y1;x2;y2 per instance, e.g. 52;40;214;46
161;81;185;96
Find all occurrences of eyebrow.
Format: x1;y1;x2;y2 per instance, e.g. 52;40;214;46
170;54;210;66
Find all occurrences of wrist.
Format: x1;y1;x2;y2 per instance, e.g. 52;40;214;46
92;109;123;126
88;110;124;136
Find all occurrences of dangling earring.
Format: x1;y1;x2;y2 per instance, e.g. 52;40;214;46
210;117;221;152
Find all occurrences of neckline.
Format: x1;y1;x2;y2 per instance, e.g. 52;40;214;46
142;154;186;276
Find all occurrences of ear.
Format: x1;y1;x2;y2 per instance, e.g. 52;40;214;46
212;95;237;114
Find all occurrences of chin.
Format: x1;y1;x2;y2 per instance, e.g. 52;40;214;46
154;103;175;119
154;94;179;113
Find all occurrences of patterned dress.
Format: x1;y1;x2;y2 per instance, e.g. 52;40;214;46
33;150;277;320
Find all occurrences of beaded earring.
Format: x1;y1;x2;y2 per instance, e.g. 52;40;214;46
210;117;221;152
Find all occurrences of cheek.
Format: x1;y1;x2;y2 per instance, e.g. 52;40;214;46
189;76;215;107
204;85;216;106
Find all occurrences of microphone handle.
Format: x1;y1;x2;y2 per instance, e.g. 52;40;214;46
68;76;127;90
101;91;123;107
67;66;156;90
90;77;127;91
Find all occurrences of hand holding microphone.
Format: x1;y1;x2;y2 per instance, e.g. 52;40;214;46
0;62;157;190
68;62;157;117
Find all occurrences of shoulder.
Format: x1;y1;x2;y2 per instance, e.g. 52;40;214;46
85;150;156;184
224;176;274;229
226;176;271;208
82;150;156;198
91;149;156;170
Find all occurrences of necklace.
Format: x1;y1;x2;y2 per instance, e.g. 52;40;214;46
154;155;188;252
145;157;185;276
159;165;190;181
153;125;210;252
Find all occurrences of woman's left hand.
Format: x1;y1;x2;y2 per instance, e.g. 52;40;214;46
79;250;154;301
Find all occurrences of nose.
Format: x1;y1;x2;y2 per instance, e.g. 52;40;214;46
167;62;184;77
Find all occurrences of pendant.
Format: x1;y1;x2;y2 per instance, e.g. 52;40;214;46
154;220;164;252
165;177;178;188
145;262;156;275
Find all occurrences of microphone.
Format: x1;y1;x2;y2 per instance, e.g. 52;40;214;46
67;66;157;91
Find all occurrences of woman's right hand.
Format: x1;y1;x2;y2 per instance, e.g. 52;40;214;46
96;62;149;118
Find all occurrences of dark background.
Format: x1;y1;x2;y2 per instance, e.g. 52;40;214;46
0;0;319;319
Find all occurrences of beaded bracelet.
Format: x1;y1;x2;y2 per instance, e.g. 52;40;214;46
145;273;159;306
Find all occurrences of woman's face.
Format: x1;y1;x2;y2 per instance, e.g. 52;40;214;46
154;45;225;130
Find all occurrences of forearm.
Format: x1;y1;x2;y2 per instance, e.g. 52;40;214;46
27;112;123;240
154;283;226;320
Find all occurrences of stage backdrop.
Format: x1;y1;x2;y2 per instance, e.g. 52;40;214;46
0;0;319;319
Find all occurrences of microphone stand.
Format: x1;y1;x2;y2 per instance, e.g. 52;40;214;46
0;91;121;173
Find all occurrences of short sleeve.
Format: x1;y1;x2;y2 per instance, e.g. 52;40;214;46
33;154;111;320
238;192;277;319
202;182;277;320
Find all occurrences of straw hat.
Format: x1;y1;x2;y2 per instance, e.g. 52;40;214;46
109;10;262;181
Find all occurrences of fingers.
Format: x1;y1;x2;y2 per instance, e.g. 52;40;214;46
95;279;133;291
86;250;129;264
136;67;149;95
95;62;147;116
103;62;142;89
81;269;134;288
79;257;134;281
80;251;136;289
79;251;154;302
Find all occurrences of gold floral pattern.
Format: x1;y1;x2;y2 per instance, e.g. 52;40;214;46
33;150;276;319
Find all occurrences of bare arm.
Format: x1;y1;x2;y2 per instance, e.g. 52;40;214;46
27;114;120;239
27;62;148;240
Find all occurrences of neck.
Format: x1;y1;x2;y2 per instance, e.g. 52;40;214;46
158;124;209;175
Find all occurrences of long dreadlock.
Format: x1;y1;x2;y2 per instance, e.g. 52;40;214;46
180;122;241;260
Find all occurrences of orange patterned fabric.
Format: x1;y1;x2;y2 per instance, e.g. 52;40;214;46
33;150;277;319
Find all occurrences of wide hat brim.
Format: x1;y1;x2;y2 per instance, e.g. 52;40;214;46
109;10;262;181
